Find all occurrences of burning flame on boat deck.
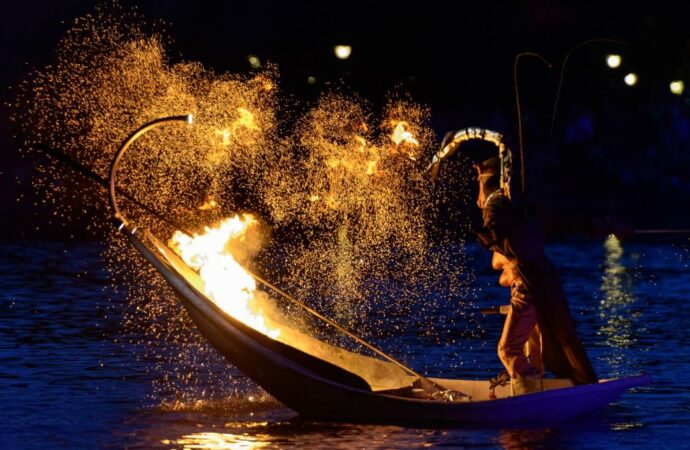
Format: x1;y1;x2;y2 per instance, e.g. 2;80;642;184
102;114;650;420
108;114;433;383
169;215;281;339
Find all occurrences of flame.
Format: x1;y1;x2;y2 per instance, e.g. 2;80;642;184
326;158;341;169
233;107;259;134
169;215;279;339
322;135;379;177
354;135;367;153
390;120;419;160
365;160;378;175
215;107;260;147
198;197;218;210
390;120;419;145
215;129;232;146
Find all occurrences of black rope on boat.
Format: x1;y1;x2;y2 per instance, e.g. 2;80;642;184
34;143;189;233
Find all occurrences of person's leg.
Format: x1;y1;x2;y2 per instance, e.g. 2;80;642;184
525;324;544;375
498;279;539;378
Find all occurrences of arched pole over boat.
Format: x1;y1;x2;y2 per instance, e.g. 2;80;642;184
107;114;451;394
425;127;513;198
108;114;193;226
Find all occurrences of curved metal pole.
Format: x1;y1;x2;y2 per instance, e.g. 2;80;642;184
109;114;193;224
550;39;628;136
513;52;552;198
425;127;513;199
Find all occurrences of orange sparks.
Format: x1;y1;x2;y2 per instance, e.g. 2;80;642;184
215;107;260;147
365;160;378;175
198;197;218;210
232;107;259;134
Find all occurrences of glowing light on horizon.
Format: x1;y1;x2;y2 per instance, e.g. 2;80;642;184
606;54;622;69
334;45;352;60
247;54;261;69
670;80;685;95
624;73;638;86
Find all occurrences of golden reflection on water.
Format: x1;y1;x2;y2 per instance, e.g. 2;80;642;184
598;235;640;368
496;428;556;450
163;432;271;450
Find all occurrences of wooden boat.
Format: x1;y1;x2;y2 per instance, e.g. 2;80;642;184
118;225;650;425
109;116;650;425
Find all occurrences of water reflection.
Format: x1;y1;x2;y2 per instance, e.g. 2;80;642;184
496;428;557;450
4;241;684;448
165;432;271;450
598;235;640;371
157;421;564;450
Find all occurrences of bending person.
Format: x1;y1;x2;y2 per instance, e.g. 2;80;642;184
473;156;630;391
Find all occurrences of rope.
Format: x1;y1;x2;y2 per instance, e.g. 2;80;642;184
550;38;628;136
513;52;552;198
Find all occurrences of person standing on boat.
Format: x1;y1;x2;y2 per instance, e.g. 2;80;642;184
473;156;630;391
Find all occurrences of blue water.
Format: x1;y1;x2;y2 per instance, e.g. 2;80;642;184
1;238;689;449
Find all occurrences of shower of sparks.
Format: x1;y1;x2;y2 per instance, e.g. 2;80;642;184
10;3;475;403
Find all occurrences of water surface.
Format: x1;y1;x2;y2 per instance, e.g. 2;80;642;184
1;238;688;449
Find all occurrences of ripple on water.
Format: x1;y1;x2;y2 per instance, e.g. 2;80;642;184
1;240;690;448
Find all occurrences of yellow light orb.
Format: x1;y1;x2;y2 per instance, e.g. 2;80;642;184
334;45;352;60
307;76;316;85
670;80;685;95
606;54;622;68
624;73;638;86
247;54;261;69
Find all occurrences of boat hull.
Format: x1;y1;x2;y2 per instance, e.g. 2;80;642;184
127;228;651;425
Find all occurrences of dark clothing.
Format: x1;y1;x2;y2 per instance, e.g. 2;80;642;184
477;194;598;385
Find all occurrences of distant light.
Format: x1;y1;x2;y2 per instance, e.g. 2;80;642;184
624;73;638;86
606;54;622;68
247;54;261;69
670;80;685;95
307;76;316;85
334;45;352;60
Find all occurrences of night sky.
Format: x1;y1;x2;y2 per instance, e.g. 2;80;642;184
2;1;689;237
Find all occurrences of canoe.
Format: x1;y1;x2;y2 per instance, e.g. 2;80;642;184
120;224;651;425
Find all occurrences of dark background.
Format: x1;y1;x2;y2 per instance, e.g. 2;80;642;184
2;0;689;238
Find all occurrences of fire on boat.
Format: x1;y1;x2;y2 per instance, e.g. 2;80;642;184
106;115;650;425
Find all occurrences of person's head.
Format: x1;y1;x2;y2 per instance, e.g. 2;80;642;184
472;157;501;209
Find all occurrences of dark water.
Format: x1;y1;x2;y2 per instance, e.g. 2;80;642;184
1;238;689;449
